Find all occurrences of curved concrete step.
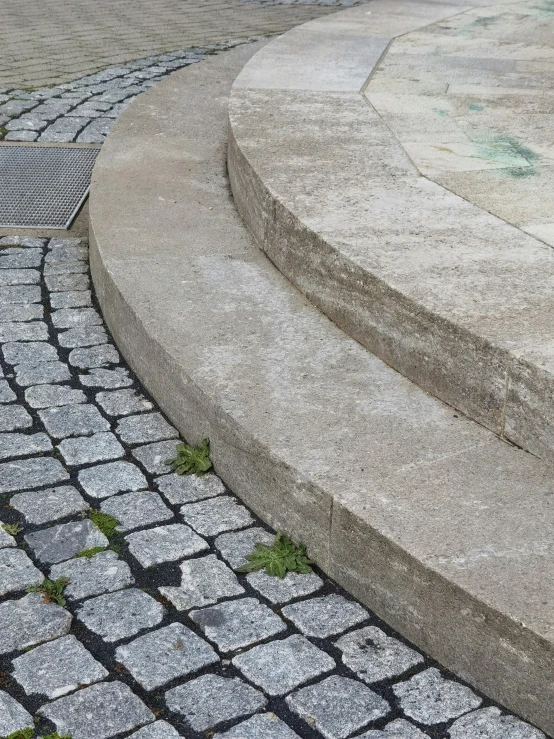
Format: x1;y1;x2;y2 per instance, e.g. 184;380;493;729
89;43;554;734
227;0;554;465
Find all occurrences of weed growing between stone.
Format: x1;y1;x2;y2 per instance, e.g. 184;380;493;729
88;509;119;538
1;732;72;739
76;546;106;558
165;438;212;475
238;531;313;578
26;577;70;606
1;522;22;536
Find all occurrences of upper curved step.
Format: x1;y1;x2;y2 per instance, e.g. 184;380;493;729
228;0;554;463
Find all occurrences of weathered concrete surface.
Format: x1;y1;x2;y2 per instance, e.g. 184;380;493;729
228;0;554;464
89;43;554;734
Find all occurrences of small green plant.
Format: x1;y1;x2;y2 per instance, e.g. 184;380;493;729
1;522;23;536
238;532;313;579
27;577;70;606
165;439;212;475
1;729;35;739
89;509;119;538
76;546;106;559
0;126;8;138
43;733;72;739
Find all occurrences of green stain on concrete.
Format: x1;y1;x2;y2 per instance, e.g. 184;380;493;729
506;167;537;178
469;104;484;111
433;108;448;117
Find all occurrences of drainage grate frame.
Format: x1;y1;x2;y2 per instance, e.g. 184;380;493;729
0;145;100;230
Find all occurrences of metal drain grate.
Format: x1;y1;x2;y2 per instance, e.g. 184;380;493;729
0;145;100;229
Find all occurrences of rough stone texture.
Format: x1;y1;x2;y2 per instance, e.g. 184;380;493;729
156;472;225;504
58;431;124;465
233;635;335;695
180;496;253;536
0;431;52;459
11;485;88;524
0;593;72;655
0;379;16;403
39;403;110;438
38;681;155;739
101;490;173;532
0;690;34;736
0;404;33;431
128;721;181;738
159;554;244;610
69;343;119;369
50;290;93;309
247;570;324;604
448;708;546;739
126;523;209;567
80;367;133;388
355;719;429;738
335;626;424;684
287;675;390;738
393;669;482;725
78;460;147;498
50;549;134;600
59;325;108;349
52;307;102;328
0;547;44;595
191;596;286;652
77;588;165;641
0;285;41;304
0;525;16;548
115;622;219;690
214;713;302;738
3;340;58;364
215;527;274;570
282;594;368;638
132;440;182;474
116;412;178;444
96;388;151;417
25;383;86;408
0;456;69;493
15;360;71;387
166;674;267;731
25;520;108;564
12;634;108;698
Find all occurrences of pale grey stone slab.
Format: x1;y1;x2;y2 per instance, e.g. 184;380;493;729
77;117;114;142
0;431;52;459
49;238;85;248
4;130;39;141
45;273;90;292
0;593;72;655
0;379;16;403
448;707;545;739
132;440;180;474
116;412;178;444
38;681;155;739
287;675;390;738
44;261;88;276
393;668;482;725
0;690;34;735
12;634;108;698
246;570;324;605
0;237;45;248
79;367;133;388
39;403;110;438
25;519;108;564
25;383;86;408
3;340;58;365
0;547;43;595
15;361;71;387
213;713;301;738
59;326;108;348
101;491;173;532
335;626;424;684
215;527;274;570
50;290;93;309
129;721;181;738
50;549;134;600
116;622;219;690
0;525;16;548
180;496;253;537
0;248;42;268
0;456;69;493
11;485;87;524
126;523;209;567
191;597;286;652
77;588;165;642
159;554;244;610
69;343;120;368
0;302;43;321
78;460;147;499
46;245;88;263
0;268;40;285
166;674;266;731
282;594;368;638
0;404;32;431
233;635;335;696
96;388;152;417
39;117;92;143
0;284;41;304
58;432;125;465
357;719;430;737
0;320;48;343
156;473;225;504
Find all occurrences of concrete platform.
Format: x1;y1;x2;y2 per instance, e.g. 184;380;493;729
228;0;554;464
89;41;554;735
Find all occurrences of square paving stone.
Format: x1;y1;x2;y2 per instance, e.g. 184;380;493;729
59;326;108;348
159;554;244;610
0;524;16;548
392;668;482;725
77;588;165;642
69;344;119;369
0;302;43;321
0;404;32;431
25;519;108;564
0;690;34;736
96;388;152;417
45;262;88;277
180;496;253;537
38;681;155;739
50;549;134;600
46;245;88;262
25;383;86;408
12;634;108;698
58;431;124;465
126;523;209;567
3;340;58;365
80;367;133;388
156;472;225;505
286;675;390;739
0;320;48;342
0;285;41;304
116;412;178;444
282;594;368;638
50;290;93;309
39;403;110;438
11;485;88;524
132;440;182;474
0;248;43;268
0;379;17;402
128;721;181;738
0;456;69;493
215;528;274;570
233;635;335;696
15;361;71;387
166;674;266;732
448;707;545;739
0;547;43;595
358;719;430;738
101;491;173;532
116;621;219;690
45;273;89;292
246;570;324;605
335;626;424;685
190;597;286;653
0;431;52;459
0;268;40;285
0;593;72;655
78;460;147;498
213;713;301;738
52;307;102;328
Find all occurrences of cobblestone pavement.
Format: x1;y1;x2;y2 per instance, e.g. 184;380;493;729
0;234;547;738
